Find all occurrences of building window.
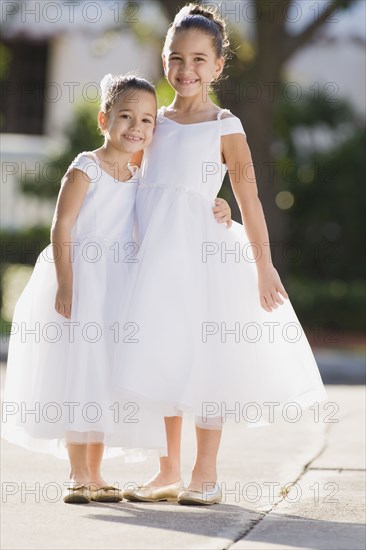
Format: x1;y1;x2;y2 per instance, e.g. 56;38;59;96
1;40;48;135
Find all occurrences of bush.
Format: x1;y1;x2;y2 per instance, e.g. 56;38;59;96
1;226;50;266
286;276;365;333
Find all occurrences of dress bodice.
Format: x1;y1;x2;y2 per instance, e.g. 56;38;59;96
139;106;246;201
68;152;138;242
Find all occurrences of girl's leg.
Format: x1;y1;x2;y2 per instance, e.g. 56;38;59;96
86;443;108;487
187;426;222;491
66;443;89;485
145;416;182;486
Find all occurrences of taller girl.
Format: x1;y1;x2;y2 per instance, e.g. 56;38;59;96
115;3;327;505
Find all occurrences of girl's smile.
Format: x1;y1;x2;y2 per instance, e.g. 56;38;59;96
177;78;199;86
99;91;156;154
163;29;224;97
122;133;144;143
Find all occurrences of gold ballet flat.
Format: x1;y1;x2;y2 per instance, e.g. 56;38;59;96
123;479;184;502
63;485;92;504
177;483;222;506
89;485;124;503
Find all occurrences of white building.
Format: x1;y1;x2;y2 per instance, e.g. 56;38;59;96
1;0;164;229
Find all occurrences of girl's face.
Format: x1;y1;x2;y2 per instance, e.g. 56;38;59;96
163;29;224;98
99;89;156;153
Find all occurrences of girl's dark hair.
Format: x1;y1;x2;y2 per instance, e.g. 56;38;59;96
100;73;156;113
163;3;230;60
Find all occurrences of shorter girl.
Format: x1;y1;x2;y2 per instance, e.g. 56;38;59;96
1;72;232;504
2;74;161;503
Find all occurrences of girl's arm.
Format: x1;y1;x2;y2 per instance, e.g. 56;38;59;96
50;168;90;318
222;133;288;312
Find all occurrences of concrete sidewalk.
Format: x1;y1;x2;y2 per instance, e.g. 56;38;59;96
1;380;365;550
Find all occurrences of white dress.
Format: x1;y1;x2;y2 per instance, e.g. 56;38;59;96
112;107;328;429
2;152;167;459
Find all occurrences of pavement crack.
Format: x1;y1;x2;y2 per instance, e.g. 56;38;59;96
309;467;366;471
276;422;331;500
226;424;331;549
226;514;266;549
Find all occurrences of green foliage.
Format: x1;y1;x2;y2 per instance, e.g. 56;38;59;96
0;42;11;80
271;89;365;331
274;90;365;281
0;313;13;337
155;76;220;108
287;127;365;280
1;226;50;266
21;102;102;198
155;77;176;108
0;42;11;130
286;276;365;332
0;226;51;330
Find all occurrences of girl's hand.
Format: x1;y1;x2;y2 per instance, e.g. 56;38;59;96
55;283;72;319
212;198;232;228
258;266;289;312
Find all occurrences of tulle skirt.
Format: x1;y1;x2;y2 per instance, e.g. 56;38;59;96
112;187;328;429
2;241;168;460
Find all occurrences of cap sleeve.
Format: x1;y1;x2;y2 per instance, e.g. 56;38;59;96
220;115;246;137
67;152;101;184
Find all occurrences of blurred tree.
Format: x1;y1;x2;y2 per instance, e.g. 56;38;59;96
275;91;364;281
273;90;365;332
0;42;11;129
157;0;357;274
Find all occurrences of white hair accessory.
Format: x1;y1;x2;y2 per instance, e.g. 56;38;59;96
173;5;191;25
100;73;114;98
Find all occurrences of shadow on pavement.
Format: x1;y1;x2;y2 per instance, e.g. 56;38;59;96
84;502;365;549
